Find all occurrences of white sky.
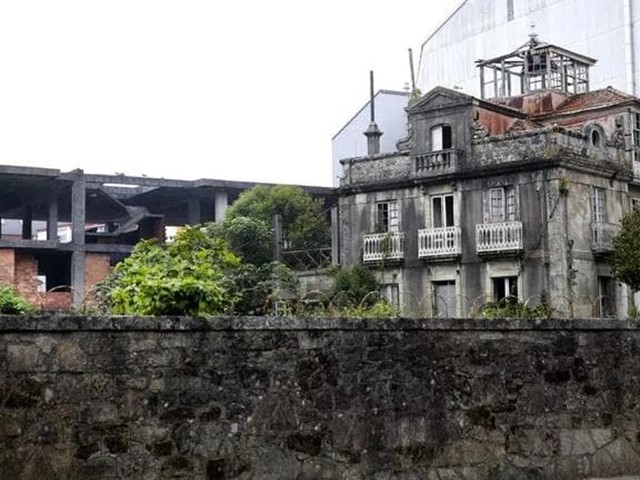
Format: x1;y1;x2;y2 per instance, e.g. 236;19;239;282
0;1;459;187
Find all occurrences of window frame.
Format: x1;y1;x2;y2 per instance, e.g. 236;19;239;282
591;187;606;224
431;194;455;228
430;124;452;152
488;186;516;223
375;200;399;233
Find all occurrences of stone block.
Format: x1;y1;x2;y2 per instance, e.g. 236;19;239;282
588;436;640;477
0;410;26;437
7;344;43;371
559;428;612;455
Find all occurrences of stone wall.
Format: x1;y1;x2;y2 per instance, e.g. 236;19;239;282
1;316;640;479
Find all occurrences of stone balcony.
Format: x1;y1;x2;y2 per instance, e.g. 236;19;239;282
591;222;619;254
418;226;461;259
414;149;461;177
476;221;523;254
362;232;405;263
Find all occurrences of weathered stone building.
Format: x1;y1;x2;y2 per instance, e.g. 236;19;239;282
0;166;332;309
336;35;640;318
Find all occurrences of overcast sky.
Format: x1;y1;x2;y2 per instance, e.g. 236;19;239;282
0;1;459;187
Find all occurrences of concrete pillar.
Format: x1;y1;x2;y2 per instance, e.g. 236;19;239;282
47;190;58;242
273;214;283;261
214;191;228;223
188;197;201;225
71;174;86;305
22;207;32;240
0;218;3;239
331;206;339;265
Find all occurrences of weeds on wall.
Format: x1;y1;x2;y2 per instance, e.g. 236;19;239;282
0;285;34;314
478;297;553;319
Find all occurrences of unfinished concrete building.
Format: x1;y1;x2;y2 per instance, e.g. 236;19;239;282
336;35;639;318
0;166;332;310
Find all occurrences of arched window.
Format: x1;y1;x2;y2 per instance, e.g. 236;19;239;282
430;124;452;151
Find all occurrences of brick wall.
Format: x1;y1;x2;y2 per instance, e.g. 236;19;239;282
1;317;640;478
0;249;15;285
40;292;72;311
84;253;111;301
14;253;37;305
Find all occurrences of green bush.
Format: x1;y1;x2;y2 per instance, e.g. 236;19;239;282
479;297;553;319
0;286;33;314
100;227;240;316
331;265;380;308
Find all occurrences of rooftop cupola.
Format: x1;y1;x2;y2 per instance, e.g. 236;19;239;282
476;28;596;100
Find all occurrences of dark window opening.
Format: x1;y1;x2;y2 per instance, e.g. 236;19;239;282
591;129;601;147
492;276;518;303
442;125;452;149
37;253;72;292
430;124;453;151
597;276;615;317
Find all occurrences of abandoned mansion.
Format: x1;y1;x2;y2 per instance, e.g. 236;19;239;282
335;35;640;318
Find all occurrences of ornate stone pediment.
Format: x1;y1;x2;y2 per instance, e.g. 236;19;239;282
408;86;473;113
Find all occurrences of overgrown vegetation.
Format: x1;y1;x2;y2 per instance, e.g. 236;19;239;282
99;228;240;316
92;183;396;317
479;297;553;319
0;285;33;314
330;265;380;307
613;207;640;292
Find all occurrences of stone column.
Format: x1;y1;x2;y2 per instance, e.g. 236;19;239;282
214;191;228;223
71;173;86;305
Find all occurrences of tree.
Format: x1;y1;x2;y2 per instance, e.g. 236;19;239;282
225;185;330;250
204;217;272;267
101;227;240;316
613;208;640;291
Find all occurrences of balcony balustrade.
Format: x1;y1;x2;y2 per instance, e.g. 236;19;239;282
418;226;461;258
362;232;405;262
591;222;619;253
476;221;523;254
414;149;460;175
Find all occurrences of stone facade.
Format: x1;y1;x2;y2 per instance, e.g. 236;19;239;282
336;41;640;318
1;316;640;478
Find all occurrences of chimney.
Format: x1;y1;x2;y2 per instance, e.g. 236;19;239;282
364;70;383;156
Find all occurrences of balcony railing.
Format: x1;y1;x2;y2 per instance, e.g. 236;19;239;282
591;222;619;253
418;226;461;258
363;232;405;262
476;221;523;254
414;149;460;175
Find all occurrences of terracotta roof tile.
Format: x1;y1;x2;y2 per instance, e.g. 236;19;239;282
505;118;545;133
552;87;636;114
